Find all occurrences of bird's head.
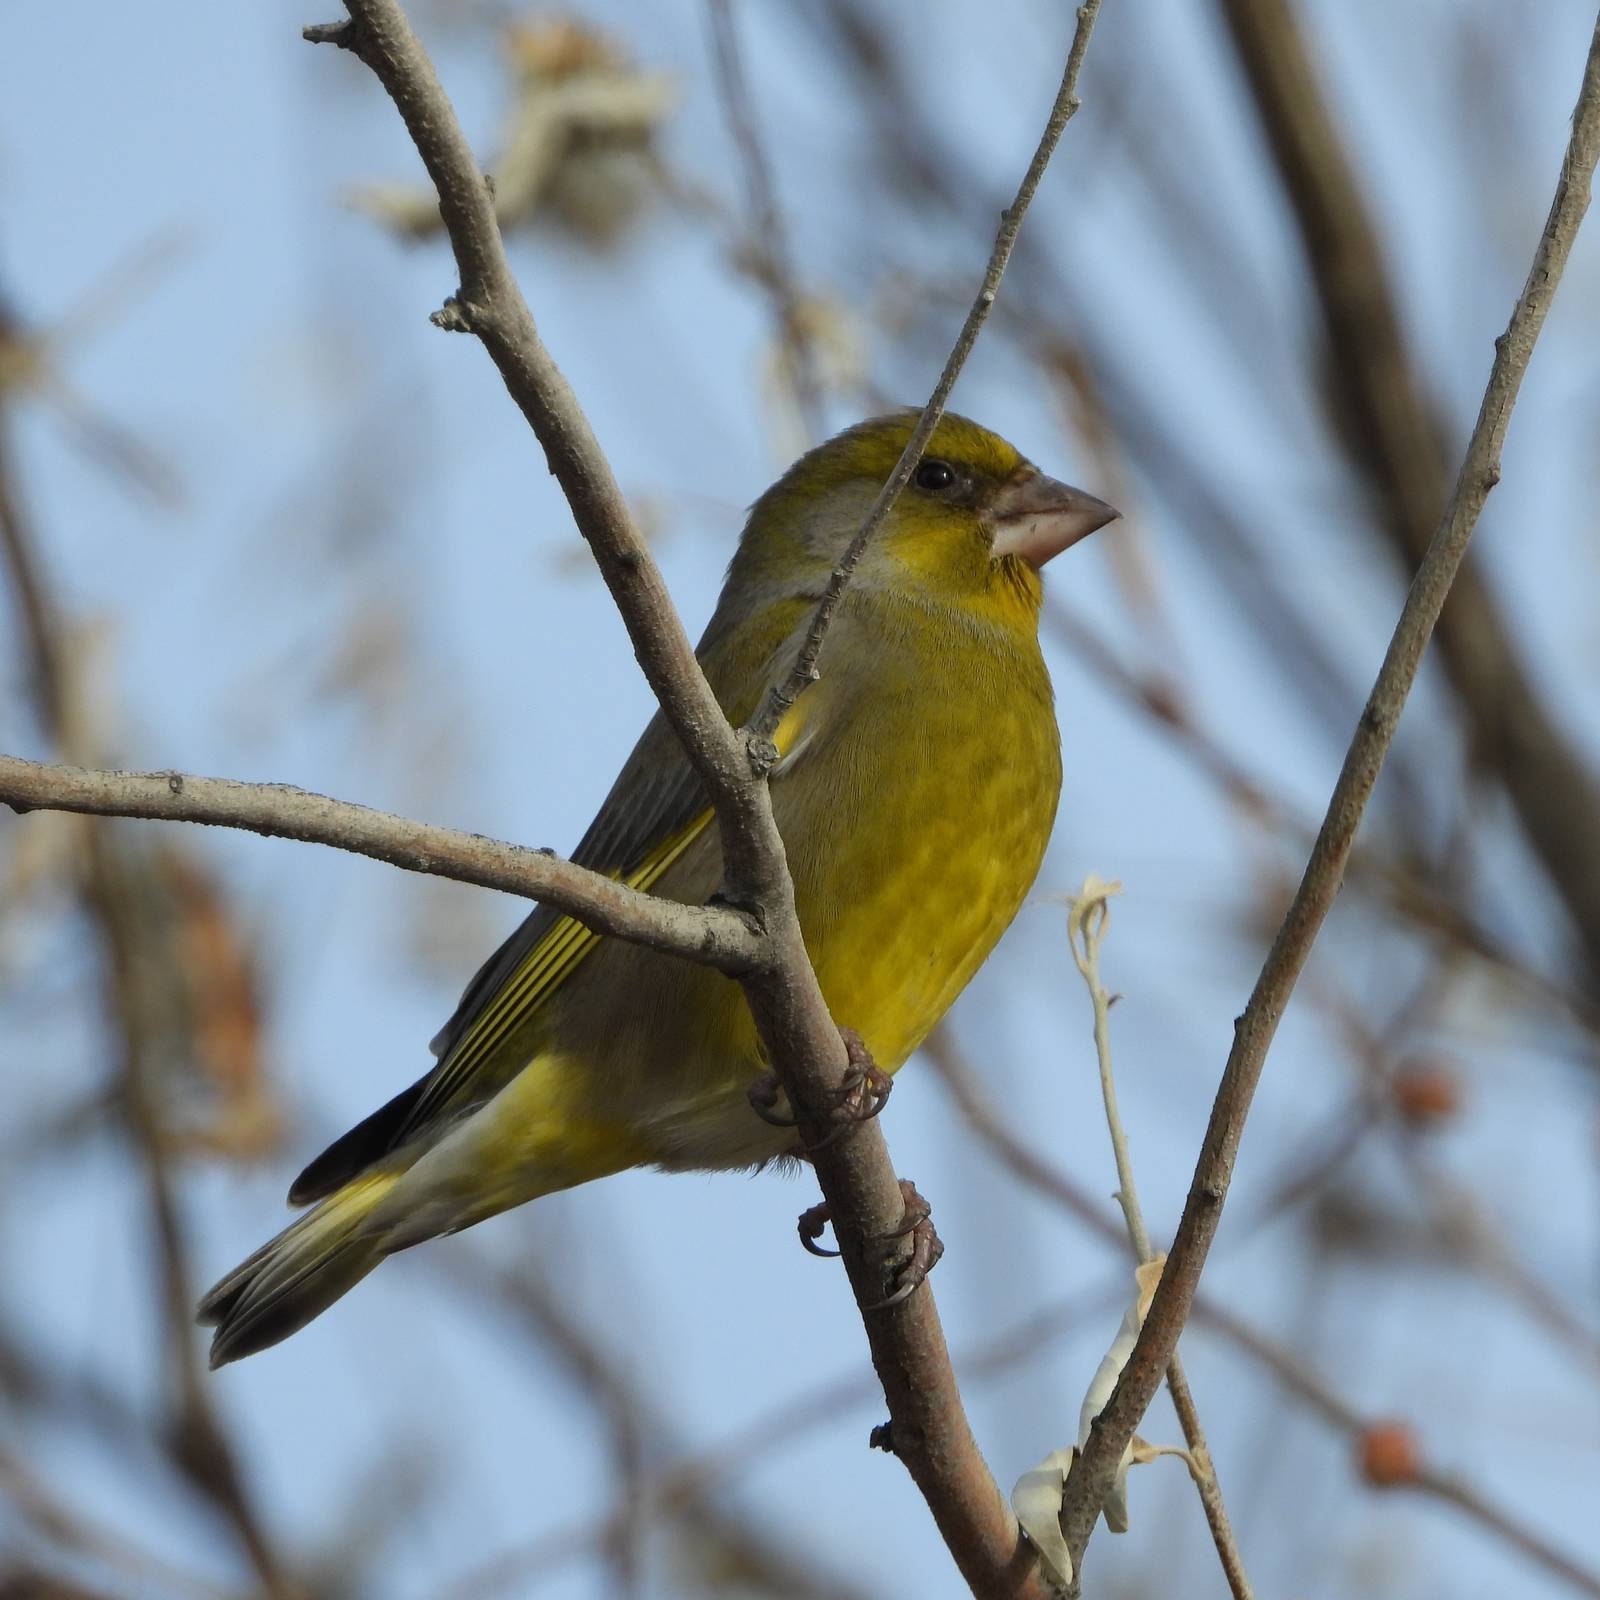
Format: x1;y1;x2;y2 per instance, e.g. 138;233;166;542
731;411;1118;623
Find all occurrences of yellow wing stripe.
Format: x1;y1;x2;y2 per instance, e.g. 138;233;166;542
420;814;710;1117
418;699;812;1123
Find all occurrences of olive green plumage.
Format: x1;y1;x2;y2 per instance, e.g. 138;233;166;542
199;411;1115;1365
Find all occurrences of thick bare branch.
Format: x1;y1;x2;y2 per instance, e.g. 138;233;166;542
301;7;759;867
296;2;1106;1590
0;756;762;973
1058;11;1600;1582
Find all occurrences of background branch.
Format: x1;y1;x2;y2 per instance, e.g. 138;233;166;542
0;424;293;1595
1215;0;1600;998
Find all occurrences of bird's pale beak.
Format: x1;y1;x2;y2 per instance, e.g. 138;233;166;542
987;468;1120;569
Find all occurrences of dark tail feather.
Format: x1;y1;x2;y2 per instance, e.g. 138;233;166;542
198;1171;397;1367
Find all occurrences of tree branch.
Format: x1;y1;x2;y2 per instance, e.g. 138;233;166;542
0;756;762;973
301;8;757;859
924;1029;1600;1600
1057;9;1600;1583
297;3;1109;1592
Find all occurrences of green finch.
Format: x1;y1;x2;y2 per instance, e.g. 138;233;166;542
200;410;1117;1365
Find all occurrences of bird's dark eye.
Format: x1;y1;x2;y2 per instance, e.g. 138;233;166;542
914;459;957;492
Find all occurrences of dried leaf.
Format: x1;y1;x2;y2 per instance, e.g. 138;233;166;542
351;19;677;247
1011;1255;1172;1583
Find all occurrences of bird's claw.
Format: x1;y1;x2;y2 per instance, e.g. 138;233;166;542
865;1179;943;1309
793;1179;944;1308
747;1027;893;1145
797;1200;840;1257
747;1070;799;1128
803;1028;894;1152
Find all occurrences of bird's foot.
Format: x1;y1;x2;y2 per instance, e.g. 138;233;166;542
794;1178;945;1307
746;1026;893;1143
866;1179;944;1309
797;1198;839;1257
802;1027;893;1153
747;1069;798;1128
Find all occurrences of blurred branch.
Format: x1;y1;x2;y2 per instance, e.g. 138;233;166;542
1205;1313;1600;1600
1042;598;1600;1043
1216;0;1600;996
1065;884;1252;1599
0;279;182;507
706;0;826;440
0;428;293;1595
1304;966;1600;1373
1059;16;1600;1582
450;1256;879;1600
0;1447;229;1600
0;757;764;973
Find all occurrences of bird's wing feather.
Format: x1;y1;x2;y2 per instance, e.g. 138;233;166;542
288;599;812;1206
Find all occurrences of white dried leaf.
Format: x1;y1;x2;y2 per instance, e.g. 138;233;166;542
1011;1255;1168;1581
1011;1447;1077;1586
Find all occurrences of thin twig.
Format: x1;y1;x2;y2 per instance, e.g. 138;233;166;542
1065;886;1252;1600
1067;887;1148;1254
1058;19;1600;1576
0;756;762;973
748;0;1105;741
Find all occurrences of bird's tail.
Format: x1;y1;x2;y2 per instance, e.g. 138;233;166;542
198;1169;401;1368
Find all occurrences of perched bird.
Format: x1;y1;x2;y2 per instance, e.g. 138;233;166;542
199;411;1116;1365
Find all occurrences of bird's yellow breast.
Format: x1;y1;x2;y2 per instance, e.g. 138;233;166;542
785;604;1059;1073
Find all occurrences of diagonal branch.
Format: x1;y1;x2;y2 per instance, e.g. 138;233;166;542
924;1029;1600;1600
303;3;1102;1593
1057;9;1600;1585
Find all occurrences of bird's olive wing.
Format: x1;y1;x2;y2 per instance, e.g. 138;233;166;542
287;654;811;1206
